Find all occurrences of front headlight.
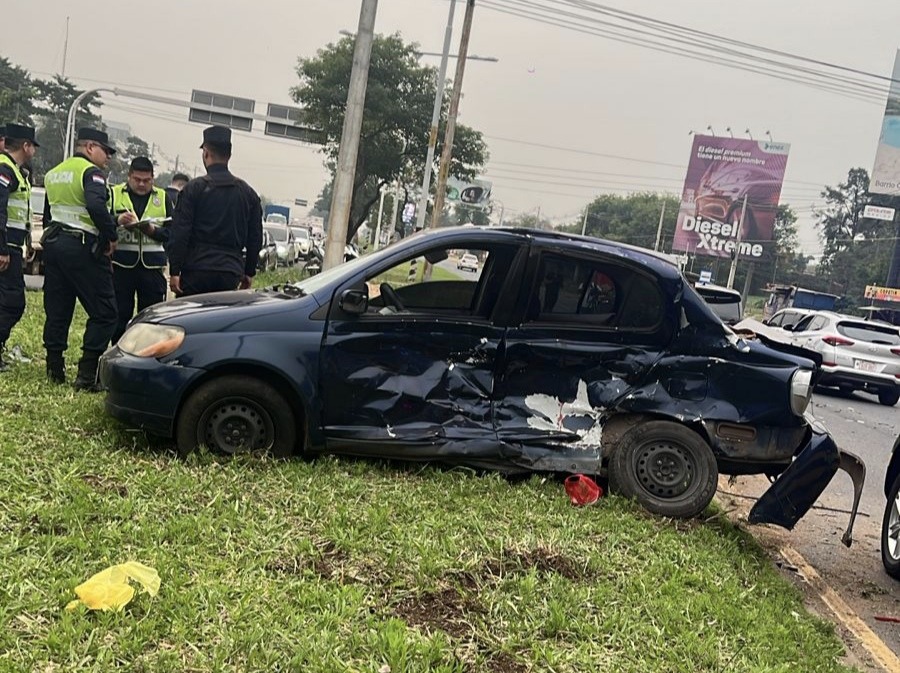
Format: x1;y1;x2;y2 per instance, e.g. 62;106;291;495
790;369;814;416
118;324;185;358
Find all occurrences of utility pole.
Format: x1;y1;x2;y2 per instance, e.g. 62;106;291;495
581;206;589;236
389;180;400;242
726;195;749;289
324;0;378;270
62;17;70;77
654;201;667;251
430;0;475;229
373;187;386;250
414;0;457;232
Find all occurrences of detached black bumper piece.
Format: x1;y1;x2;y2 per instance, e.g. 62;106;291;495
749;422;865;548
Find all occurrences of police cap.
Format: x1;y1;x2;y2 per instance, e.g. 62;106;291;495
77;127;116;155
200;125;231;149
4;123;40;147
129;156;154;173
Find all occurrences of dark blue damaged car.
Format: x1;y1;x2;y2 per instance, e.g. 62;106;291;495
100;227;865;543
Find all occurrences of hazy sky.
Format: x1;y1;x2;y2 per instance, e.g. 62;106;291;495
5;0;899;254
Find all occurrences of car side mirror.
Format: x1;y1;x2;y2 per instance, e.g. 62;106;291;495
339;288;368;315
782;324;794;331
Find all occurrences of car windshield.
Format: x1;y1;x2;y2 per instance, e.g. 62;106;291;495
265;214;287;225
291;228;309;240
837;321;900;345
265;226;289;242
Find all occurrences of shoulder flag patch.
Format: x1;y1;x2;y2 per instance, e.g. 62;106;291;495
92;174;106;185
0;175;9;188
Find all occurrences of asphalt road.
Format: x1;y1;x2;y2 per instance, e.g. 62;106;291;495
726;387;900;662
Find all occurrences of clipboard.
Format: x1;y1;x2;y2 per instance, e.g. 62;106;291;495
133;216;172;227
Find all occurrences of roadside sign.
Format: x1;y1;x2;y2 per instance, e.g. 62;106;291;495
699;270;712;284
294;198;308;207
189;90;255;132
402;203;416;225
863;205;896;221
264;104;326;145
864;285;900;302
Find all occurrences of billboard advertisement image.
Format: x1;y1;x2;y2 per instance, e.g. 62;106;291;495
672;134;790;259
871;50;900;196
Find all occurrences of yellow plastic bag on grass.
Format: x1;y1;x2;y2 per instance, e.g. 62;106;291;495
66;561;160;612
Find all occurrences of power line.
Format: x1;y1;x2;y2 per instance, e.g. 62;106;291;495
479;0;889;105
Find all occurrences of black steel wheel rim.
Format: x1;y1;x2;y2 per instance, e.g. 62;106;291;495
632;440;695;499
199;397;274;454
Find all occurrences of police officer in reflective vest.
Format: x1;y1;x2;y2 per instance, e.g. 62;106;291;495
109;156;174;343
41;127;119;390
0;124;39;371
167;125;263;296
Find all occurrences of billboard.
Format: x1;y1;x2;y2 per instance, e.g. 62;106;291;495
871;50;900;196
672;135;790;259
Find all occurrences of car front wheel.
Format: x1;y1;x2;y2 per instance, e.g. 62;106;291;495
176;375;297;458
608;421;718;518
883;473;900;580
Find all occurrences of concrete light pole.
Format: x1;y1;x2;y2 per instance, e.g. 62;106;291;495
414;0;457;233
431;0;476;229
324;0;378;271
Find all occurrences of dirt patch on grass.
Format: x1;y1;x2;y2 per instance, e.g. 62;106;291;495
481;652;526;673
80;473;128;497
395;587;482;639
483;546;591;582
265;540;349;580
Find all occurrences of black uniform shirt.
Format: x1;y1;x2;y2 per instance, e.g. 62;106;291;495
167;163;263;277
0;154;21;254
42;153;118;243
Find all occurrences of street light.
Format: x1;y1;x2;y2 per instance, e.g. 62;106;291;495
418;51;499;62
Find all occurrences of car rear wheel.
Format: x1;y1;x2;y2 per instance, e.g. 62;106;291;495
608;421;718;518
176;375;296;458
882;473;900;580
878;389;899;407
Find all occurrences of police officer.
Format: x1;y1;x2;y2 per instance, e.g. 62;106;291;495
165;172;190;207
110;156;174;343
41;127;118;390
167;126;262;297
0;124;39;371
0;125;6;154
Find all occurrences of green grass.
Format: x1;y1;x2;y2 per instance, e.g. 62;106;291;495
0;290;858;672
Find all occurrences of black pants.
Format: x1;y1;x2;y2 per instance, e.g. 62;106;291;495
179;270;240;297
0;248;25;345
112;265;166;343
42;233;117;355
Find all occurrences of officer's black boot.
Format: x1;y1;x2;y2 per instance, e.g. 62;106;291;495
46;350;66;384
0;343;9;373
73;351;103;392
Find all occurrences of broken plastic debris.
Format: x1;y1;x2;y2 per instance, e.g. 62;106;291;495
65;561;160;612
564;474;603;506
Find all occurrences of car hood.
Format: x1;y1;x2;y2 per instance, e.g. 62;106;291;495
135;288;319;331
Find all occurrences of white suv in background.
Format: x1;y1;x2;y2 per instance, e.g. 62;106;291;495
787;311;900;406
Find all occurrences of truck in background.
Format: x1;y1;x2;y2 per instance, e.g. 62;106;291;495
263;204;291;225
762;284;840;321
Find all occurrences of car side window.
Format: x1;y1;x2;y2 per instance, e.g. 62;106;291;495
364;245;515;318
807;316;827;331
793;315;815;332
527;253;663;330
769;313;784;327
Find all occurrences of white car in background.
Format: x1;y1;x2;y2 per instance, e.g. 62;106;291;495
787;311;900;406
264;223;299;266
290;226;311;260
457;253;479;273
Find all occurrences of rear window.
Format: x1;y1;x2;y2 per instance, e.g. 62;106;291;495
836;322;900;345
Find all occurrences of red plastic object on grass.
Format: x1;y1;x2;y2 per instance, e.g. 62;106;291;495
564;474;603;506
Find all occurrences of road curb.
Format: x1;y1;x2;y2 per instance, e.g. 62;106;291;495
780;545;900;673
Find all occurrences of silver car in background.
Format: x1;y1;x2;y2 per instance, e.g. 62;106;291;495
787;311;900;406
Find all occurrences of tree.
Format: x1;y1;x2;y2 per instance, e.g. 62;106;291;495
106;135;153;183
0;57;38;125
30;75;103;180
291;33;488;242
815;168;898;305
559;192;680;249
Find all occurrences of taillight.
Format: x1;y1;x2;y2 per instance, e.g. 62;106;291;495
891;348;900;357
822;336;854;347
